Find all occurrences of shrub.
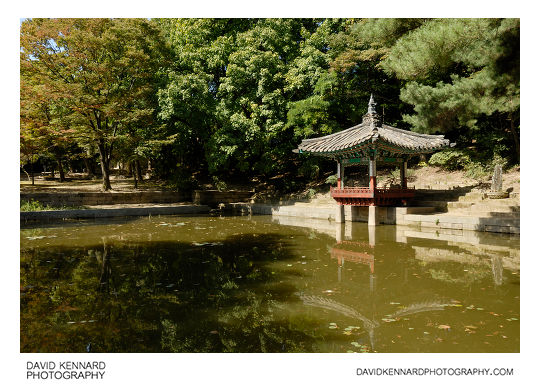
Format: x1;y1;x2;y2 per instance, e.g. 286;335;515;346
325;174;338;185
212;176;228;192
428;149;471;170
429;149;510;180
299;161;320;180
305;188;316;200
464;161;489;180
20;199;47;211
20;199;83;211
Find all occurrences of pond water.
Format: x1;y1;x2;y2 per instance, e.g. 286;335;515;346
20;215;519;353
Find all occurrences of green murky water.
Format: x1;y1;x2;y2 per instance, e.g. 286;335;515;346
20;215;519;353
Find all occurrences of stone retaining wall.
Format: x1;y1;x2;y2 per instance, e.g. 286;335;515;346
21;204;210;221
249;203;519;234
21;191;191;206
192;190;254;206
250;204;433;223
399;213;520;234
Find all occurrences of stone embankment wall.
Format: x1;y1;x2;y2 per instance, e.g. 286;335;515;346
192;190;254;206
249;204;433;223
21;204;210;221
21;191;191;206
248;203;519;234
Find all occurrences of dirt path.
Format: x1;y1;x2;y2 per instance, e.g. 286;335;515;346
20;173;171;193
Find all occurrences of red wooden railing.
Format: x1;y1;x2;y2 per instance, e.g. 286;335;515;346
330;186;415;198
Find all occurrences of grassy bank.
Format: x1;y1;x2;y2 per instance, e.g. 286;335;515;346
20;199;86;212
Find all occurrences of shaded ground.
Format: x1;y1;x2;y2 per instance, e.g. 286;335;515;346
276;165;520;204
20;173;172;193
20;166;520;201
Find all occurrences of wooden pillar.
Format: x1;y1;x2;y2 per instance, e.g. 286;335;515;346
368;154;378;226
400;160;407;188
337;160;344;189
369;156;376;191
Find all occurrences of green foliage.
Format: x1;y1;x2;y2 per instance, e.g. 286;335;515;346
212;176;228;192
298;159;321;180
20;199;82;212
378;18;519;161
429;149;472;171
388;167;413;184
168;167;198;192
20;199;49;212
21;18;519;192
429;149;510;181
21;18;170;190
325;174;338;185
304;188;317;200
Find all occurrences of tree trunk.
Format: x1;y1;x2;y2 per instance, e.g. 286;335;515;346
50;163;55;179
136;160;143;182
146;159;152;179
83;158;95;178
509;112;519;162
132;161;138;189
30;155;34;185
21;165;31;181
97;142;112;191
57;159;65;182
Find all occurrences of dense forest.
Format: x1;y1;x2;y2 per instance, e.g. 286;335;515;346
20;18;520;191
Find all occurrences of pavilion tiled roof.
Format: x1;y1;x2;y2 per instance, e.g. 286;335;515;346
295;95;452;157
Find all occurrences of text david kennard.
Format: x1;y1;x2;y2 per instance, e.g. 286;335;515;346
27;361;106;380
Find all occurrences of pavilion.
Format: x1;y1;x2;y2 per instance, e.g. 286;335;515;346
294;95;452;224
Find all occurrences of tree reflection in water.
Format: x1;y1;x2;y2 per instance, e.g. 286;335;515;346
20;216;520;353
21;233;324;352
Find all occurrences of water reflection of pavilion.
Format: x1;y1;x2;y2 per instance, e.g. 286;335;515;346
273;216;519;352
272;216;519;285
303;222;447;352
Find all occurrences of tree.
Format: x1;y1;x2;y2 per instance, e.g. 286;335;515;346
379;18;520;161
20;18;170;190
327;18;520;164
20;70;75;183
211;19;321;175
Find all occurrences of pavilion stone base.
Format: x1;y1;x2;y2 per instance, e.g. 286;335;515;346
250;203;435;224
347;206;435;224
368;206;378;226
336;204;345;223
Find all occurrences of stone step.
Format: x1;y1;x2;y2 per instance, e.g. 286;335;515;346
447;201;474;210
449;210;520;218
469;203;520;213
458;192;486;202
411;200;449;211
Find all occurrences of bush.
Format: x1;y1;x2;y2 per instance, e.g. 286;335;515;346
389;167;414;182
428;149;471;170
299;161;320;180
20;199;47;211
325;174;338;185
212;176;228;192
429;149;510;181
304;188;316;200
20;199;82;212
170;168;198;192
463;161;489;180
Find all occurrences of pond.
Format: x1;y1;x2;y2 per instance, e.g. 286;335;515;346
20;214;520;353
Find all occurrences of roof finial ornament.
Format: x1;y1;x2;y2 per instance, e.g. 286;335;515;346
367;93;377;115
